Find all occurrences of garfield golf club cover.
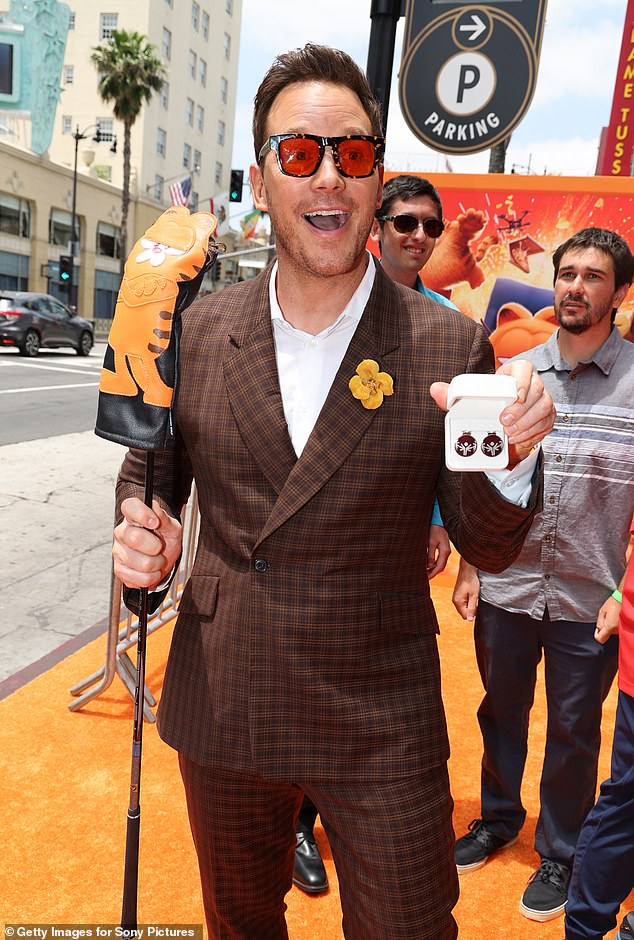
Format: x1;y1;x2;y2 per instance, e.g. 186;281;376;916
95;206;222;449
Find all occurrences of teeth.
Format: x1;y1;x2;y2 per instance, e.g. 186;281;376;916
305;210;341;217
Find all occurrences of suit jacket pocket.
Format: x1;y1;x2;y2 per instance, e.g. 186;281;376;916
380;591;438;635
179;574;220;621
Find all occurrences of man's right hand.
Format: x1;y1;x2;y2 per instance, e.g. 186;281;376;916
452;558;481;621
113;497;183;590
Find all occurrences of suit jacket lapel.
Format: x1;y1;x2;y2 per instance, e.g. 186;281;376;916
223;266;297;494
256;264;401;545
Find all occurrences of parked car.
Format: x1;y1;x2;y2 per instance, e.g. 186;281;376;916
0;291;94;357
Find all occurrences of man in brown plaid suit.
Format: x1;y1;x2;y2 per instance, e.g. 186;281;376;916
113;44;555;940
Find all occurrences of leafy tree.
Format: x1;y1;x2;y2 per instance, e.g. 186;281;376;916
91;30;166;276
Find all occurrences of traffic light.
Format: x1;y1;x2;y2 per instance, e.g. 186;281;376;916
59;255;73;287
229;169;243;203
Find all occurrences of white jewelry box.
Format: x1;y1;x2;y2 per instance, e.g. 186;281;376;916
444;374;518;471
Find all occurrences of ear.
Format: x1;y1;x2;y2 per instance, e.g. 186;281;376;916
375;164;384;210
250;163;268;212
535;305;558;326
496;302;531;328
613;282;632;312
370;218;382;248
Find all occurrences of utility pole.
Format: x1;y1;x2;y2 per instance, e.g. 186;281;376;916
366;0;405;133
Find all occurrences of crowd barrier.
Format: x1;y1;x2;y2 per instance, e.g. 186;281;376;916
68;487;200;722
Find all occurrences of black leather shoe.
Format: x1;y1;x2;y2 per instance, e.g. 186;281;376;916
293;831;329;894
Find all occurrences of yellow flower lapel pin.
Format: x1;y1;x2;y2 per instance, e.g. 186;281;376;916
349;359;394;410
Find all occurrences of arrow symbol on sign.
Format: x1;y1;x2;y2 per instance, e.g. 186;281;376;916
459;14;486;42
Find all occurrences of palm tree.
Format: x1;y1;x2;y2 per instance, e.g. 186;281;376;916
489;136;512;174
91;30;166;276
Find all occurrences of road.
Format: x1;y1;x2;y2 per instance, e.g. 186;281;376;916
0;342;126;688
0;345;104;445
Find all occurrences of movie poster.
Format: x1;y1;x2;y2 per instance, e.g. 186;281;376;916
379;172;634;364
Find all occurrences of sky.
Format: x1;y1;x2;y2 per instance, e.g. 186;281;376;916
229;0;629;221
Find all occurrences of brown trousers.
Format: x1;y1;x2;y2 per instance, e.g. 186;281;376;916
179;755;459;940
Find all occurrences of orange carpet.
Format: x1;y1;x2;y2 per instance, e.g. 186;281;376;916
2;559;632;937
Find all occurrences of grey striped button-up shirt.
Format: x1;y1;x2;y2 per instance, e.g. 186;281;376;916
479;326;634;623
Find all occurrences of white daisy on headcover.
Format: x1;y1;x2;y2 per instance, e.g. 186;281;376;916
136;238;185;267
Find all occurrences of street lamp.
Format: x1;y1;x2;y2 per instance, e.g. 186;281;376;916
69;124;117;304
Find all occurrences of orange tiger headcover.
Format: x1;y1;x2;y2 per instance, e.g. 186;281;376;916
99;207;219;408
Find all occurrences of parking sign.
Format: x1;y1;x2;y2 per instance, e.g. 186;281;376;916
399;0;548;154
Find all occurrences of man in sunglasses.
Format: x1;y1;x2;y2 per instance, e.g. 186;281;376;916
292;173;459;896
112;43;554;940
372;174;459;310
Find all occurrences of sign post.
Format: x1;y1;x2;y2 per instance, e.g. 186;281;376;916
399;1;548;155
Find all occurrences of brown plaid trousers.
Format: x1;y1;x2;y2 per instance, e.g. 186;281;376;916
117;261;541;937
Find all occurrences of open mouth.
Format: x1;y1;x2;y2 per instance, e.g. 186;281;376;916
304;210;350;231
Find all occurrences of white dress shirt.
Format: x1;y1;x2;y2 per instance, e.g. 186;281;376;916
268;254;537;505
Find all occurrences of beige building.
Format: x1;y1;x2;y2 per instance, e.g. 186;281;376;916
52;0;242;210
0;0;242;326
0;140;164;329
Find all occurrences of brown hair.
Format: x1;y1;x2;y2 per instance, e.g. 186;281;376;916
553;227;634;291
252;43;383;161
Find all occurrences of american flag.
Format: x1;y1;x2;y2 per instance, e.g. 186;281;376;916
169;176;191;207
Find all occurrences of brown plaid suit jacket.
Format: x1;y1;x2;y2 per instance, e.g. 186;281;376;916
117;260;541;783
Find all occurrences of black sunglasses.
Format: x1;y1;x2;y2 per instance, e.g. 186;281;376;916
258;133;385;179
377;214;445;238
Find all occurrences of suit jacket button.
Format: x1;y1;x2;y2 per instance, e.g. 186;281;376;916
254;557;269;573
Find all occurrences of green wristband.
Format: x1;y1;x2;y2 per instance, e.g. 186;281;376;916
612;589;623;603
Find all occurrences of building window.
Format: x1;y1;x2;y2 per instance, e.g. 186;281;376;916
186;98;194;126
160;81;169;110
199;58;207;87
94;269;120;320
99;13;118;40
217;119;225;146
153;175;164;200
96;221;121;259
49;208;74;247
194;149;201;173
223;32;231;61
162;27;171;60
69;12;75;29
220;76;228;104
188;49;197;80
190;190;199;211
96;117;114;142
225;0;233;13
183;143;191;169
0;193;30;238
156;127;166;157
191;1;200;30
214;161;222;186
196;105;205;134
201;10;209;39
62;115;72;134
63;65;74;84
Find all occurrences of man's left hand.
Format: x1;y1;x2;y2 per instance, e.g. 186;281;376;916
430;359;556;467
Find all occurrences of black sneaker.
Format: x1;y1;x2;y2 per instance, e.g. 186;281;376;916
454;818;518;872
617;911;634;939
520;858;571;922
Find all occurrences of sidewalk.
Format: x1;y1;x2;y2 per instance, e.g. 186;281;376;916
0;429;123;688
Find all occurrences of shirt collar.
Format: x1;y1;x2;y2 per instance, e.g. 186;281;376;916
268;252;376;336
530;324;624;376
